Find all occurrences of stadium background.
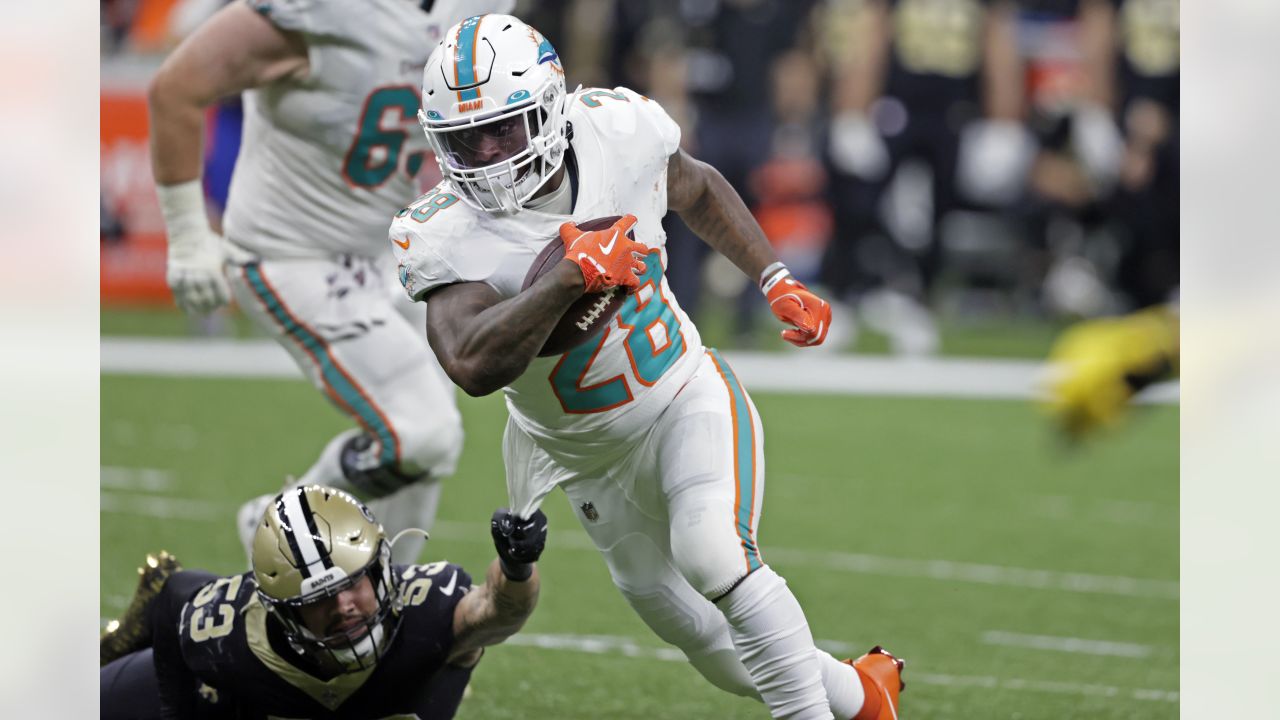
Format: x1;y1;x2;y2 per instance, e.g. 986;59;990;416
100;1;1179;718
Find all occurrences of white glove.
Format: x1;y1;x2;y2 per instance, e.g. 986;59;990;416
157;179;230;315
1071;103;1125;194
956;119;1037;205
828;112;890;182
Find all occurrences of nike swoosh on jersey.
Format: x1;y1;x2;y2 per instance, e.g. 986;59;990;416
598;229;619;255
438;570;458;596
393;237;411;250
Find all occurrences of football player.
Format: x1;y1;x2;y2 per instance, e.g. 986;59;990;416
1044;303;1178;440
147;0;515;563
100;486;547;719
391;15;904;720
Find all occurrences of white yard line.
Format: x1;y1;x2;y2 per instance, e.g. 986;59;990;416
979;630;1155;658
100;466;175;492
99;337;1178;403
100;491;227;521
503;633;1178;703
763;547;1178;600
100;498;1177;600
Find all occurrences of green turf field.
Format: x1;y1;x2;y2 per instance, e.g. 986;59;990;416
100;369;1177;719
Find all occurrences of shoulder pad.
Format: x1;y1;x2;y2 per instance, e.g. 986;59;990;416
569;86;681;158
389;186;494;300
244;0;331;34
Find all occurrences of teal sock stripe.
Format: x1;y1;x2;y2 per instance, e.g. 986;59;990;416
709;348;762;572
243;264;398;467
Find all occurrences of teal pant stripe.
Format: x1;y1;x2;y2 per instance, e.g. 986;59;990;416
243;265;397;466
710;348;762;572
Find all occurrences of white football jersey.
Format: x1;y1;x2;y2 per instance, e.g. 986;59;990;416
223;0;514;259
391;87;706;453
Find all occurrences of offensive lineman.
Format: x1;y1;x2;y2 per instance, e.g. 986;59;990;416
147;0;513;563
391;15;905;720
100;486;548;718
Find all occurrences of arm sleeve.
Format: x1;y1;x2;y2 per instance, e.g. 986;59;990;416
243;0;333;34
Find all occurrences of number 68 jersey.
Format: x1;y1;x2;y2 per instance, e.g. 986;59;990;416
223;0;513;260
391;87;705;457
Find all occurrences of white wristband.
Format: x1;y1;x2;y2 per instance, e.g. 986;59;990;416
760;263;791;294
155;179;210;244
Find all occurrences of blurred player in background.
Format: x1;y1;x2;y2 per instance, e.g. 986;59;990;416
1039;0;1178;439
1044;301;1177;439
1077;0;1178;309
146;0;515;563
392;14;903;720
817;0;1033;353
100;486;547;719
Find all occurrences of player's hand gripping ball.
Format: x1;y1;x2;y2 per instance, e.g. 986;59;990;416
559;214;647;294
521;215;641;356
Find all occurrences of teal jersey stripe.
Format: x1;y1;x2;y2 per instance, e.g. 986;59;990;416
453;15;483;102
710;348;762;572
243;265;398;466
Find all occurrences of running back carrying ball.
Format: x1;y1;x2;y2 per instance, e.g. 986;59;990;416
521;215;635;357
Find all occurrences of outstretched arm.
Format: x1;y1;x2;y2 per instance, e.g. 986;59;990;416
446;509;548;665
666;149;777;282
666;149;832;346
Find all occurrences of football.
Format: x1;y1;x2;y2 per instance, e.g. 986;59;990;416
521;215;632;357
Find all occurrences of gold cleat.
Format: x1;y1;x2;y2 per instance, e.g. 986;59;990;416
100;551;183;666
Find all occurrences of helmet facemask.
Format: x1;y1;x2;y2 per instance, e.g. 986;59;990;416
258;537;402;673
420;77;568;214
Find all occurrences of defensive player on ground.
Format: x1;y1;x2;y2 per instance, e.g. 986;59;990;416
390;15;904;720
147;0;515;563
100;486;548;719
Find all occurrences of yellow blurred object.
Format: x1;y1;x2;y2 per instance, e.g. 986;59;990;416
1044;305;1179;439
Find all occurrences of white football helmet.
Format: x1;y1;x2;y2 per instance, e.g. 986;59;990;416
419;14;569;213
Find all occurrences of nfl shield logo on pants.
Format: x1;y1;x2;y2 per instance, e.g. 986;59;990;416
580;502;599;522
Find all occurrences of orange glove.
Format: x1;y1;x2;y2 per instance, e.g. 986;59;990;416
560;214;647;294
763;267;832;347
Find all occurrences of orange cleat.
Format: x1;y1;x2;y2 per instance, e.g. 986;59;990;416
844;645;905;720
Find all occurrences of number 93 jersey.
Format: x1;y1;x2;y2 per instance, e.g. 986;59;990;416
224;0;514;260
390;86;705;457
166;562;473;718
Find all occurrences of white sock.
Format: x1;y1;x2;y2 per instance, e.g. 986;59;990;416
718;566;833;720
817;650;864;719
365;478;442;564
298;429;364;489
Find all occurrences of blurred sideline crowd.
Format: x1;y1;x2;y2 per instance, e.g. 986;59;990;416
102;0;1178;355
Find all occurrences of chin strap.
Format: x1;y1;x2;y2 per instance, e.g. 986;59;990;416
389;527;430;550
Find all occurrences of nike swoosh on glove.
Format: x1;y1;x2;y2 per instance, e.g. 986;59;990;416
559;214;647;294
766;276;832;347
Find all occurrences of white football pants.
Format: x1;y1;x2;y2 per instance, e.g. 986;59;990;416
227;252;462;563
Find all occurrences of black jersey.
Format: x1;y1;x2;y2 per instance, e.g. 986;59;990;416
153;561;473;719
1113;0;1178;112
885;0;996;113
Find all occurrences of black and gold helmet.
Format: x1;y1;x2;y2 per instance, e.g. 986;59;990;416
250;485;401;672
